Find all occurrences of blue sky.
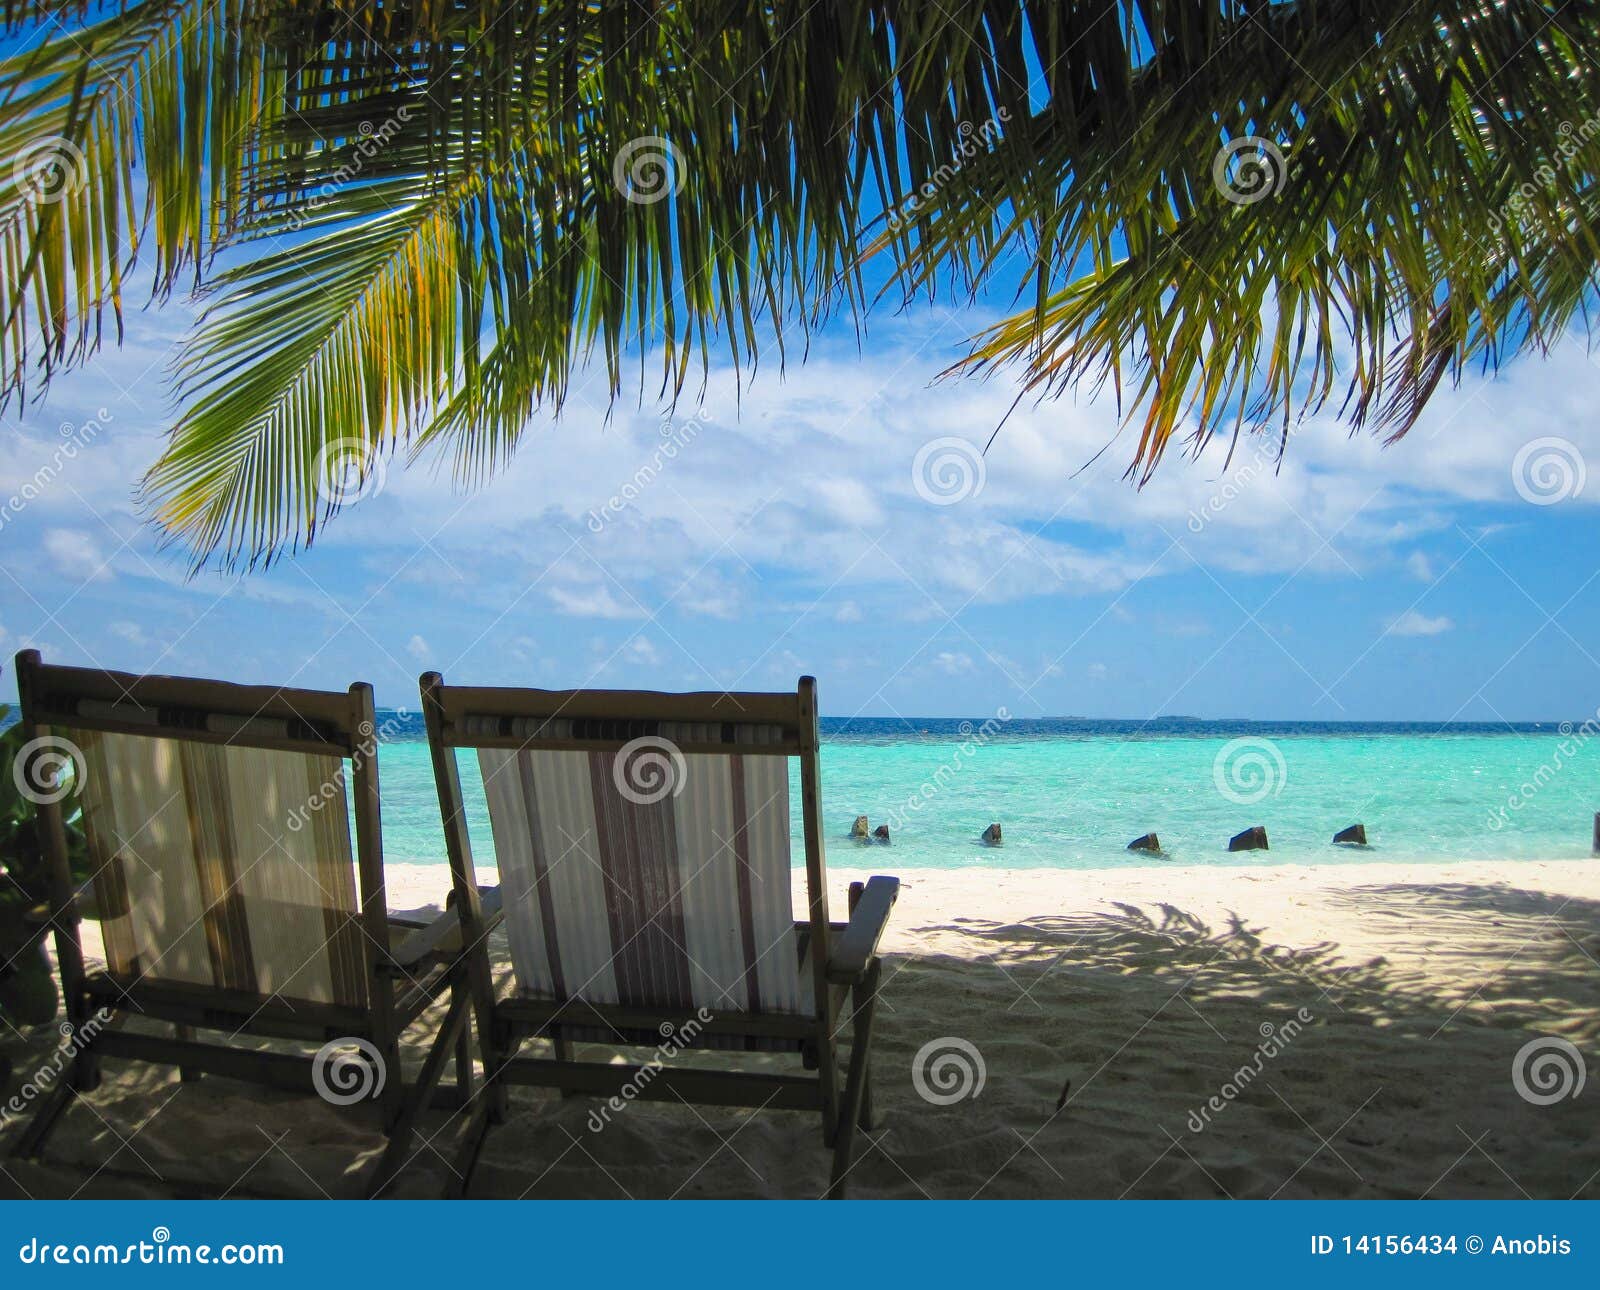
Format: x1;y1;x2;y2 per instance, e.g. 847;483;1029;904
2;287;1598;721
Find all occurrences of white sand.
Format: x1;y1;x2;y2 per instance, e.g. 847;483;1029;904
3;859;1598;1199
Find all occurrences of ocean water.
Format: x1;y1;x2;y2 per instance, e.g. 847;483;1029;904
369;715;1600;869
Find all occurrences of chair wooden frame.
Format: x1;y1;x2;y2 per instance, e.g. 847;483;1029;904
420;671;898;1198
8;649;497;1197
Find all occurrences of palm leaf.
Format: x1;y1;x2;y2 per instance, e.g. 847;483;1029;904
0;1;1596;569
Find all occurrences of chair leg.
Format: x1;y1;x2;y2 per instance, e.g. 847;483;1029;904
9;1071;76;1161
448;1100;494;1199
175;1024;203;1083
377;1037;406;1134
73;1048;101;1093
12;1011;110;1161
552;1032;582;1100
858;1046;878;1131
826;959;881;1199
367;988;469;1198
450;980;474;1102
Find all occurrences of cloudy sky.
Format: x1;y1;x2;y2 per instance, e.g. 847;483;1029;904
2;287;1597;721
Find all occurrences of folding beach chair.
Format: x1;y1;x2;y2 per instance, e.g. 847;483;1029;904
420;672;898;1198
8;650;498;1196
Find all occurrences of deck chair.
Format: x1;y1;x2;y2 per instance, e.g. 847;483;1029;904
420;672;898;1198
9;650;500;1197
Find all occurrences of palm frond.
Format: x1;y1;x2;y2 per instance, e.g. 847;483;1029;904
0;1;1596;570
0;0;286;403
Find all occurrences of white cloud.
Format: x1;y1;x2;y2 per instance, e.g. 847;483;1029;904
547;582;645;619
620;635;660;665
10;301;1600;658
932;651;975;675
109;621;146;646
1389;610;1454;637
406;633;431;662
1087;661;1108;680
43;529;108;581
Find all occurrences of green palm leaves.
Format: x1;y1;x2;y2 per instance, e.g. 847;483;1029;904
2;2;1598;569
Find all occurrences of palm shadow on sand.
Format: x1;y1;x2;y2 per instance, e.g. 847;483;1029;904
1;883;1596;1198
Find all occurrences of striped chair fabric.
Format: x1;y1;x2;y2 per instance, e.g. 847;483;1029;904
473;733;808;1047
70;725;368;1008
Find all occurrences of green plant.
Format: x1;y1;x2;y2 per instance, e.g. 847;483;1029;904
0;706;88;1031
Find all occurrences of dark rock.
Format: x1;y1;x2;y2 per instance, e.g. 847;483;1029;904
872;824;891;845
1332;823;1368;846
1127;833;1162;853
848;815;870;841
1228;825;1269;852
981;822;1003;847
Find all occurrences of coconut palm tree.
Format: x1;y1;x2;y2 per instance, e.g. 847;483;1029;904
2;1;1597;569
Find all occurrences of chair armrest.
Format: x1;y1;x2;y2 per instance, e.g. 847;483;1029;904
385;885;503;972
826;876;899;984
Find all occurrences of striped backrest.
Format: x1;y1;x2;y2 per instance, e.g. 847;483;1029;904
70;728;368;1007
475;738;804;1015
17;657;378;1011
428;682;825;1023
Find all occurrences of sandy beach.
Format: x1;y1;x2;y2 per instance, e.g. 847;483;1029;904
3;858;1597;1200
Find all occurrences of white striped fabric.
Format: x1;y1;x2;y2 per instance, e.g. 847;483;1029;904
71;728;367;1008
476;746;806;1029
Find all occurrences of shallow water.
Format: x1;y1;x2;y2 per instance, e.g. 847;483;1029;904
369;715;1600;869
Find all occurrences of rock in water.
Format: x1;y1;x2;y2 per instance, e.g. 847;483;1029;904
1228;825;1269;852
981;822;1003;846
1332;823;1368;846
872;824;891;845
1127;832;1162;853
848;815;870;841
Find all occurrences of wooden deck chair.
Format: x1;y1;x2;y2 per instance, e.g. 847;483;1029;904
8;650;500;1197
420;672;898;1198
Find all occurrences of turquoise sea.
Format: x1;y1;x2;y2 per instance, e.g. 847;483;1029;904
370;715;1600;869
